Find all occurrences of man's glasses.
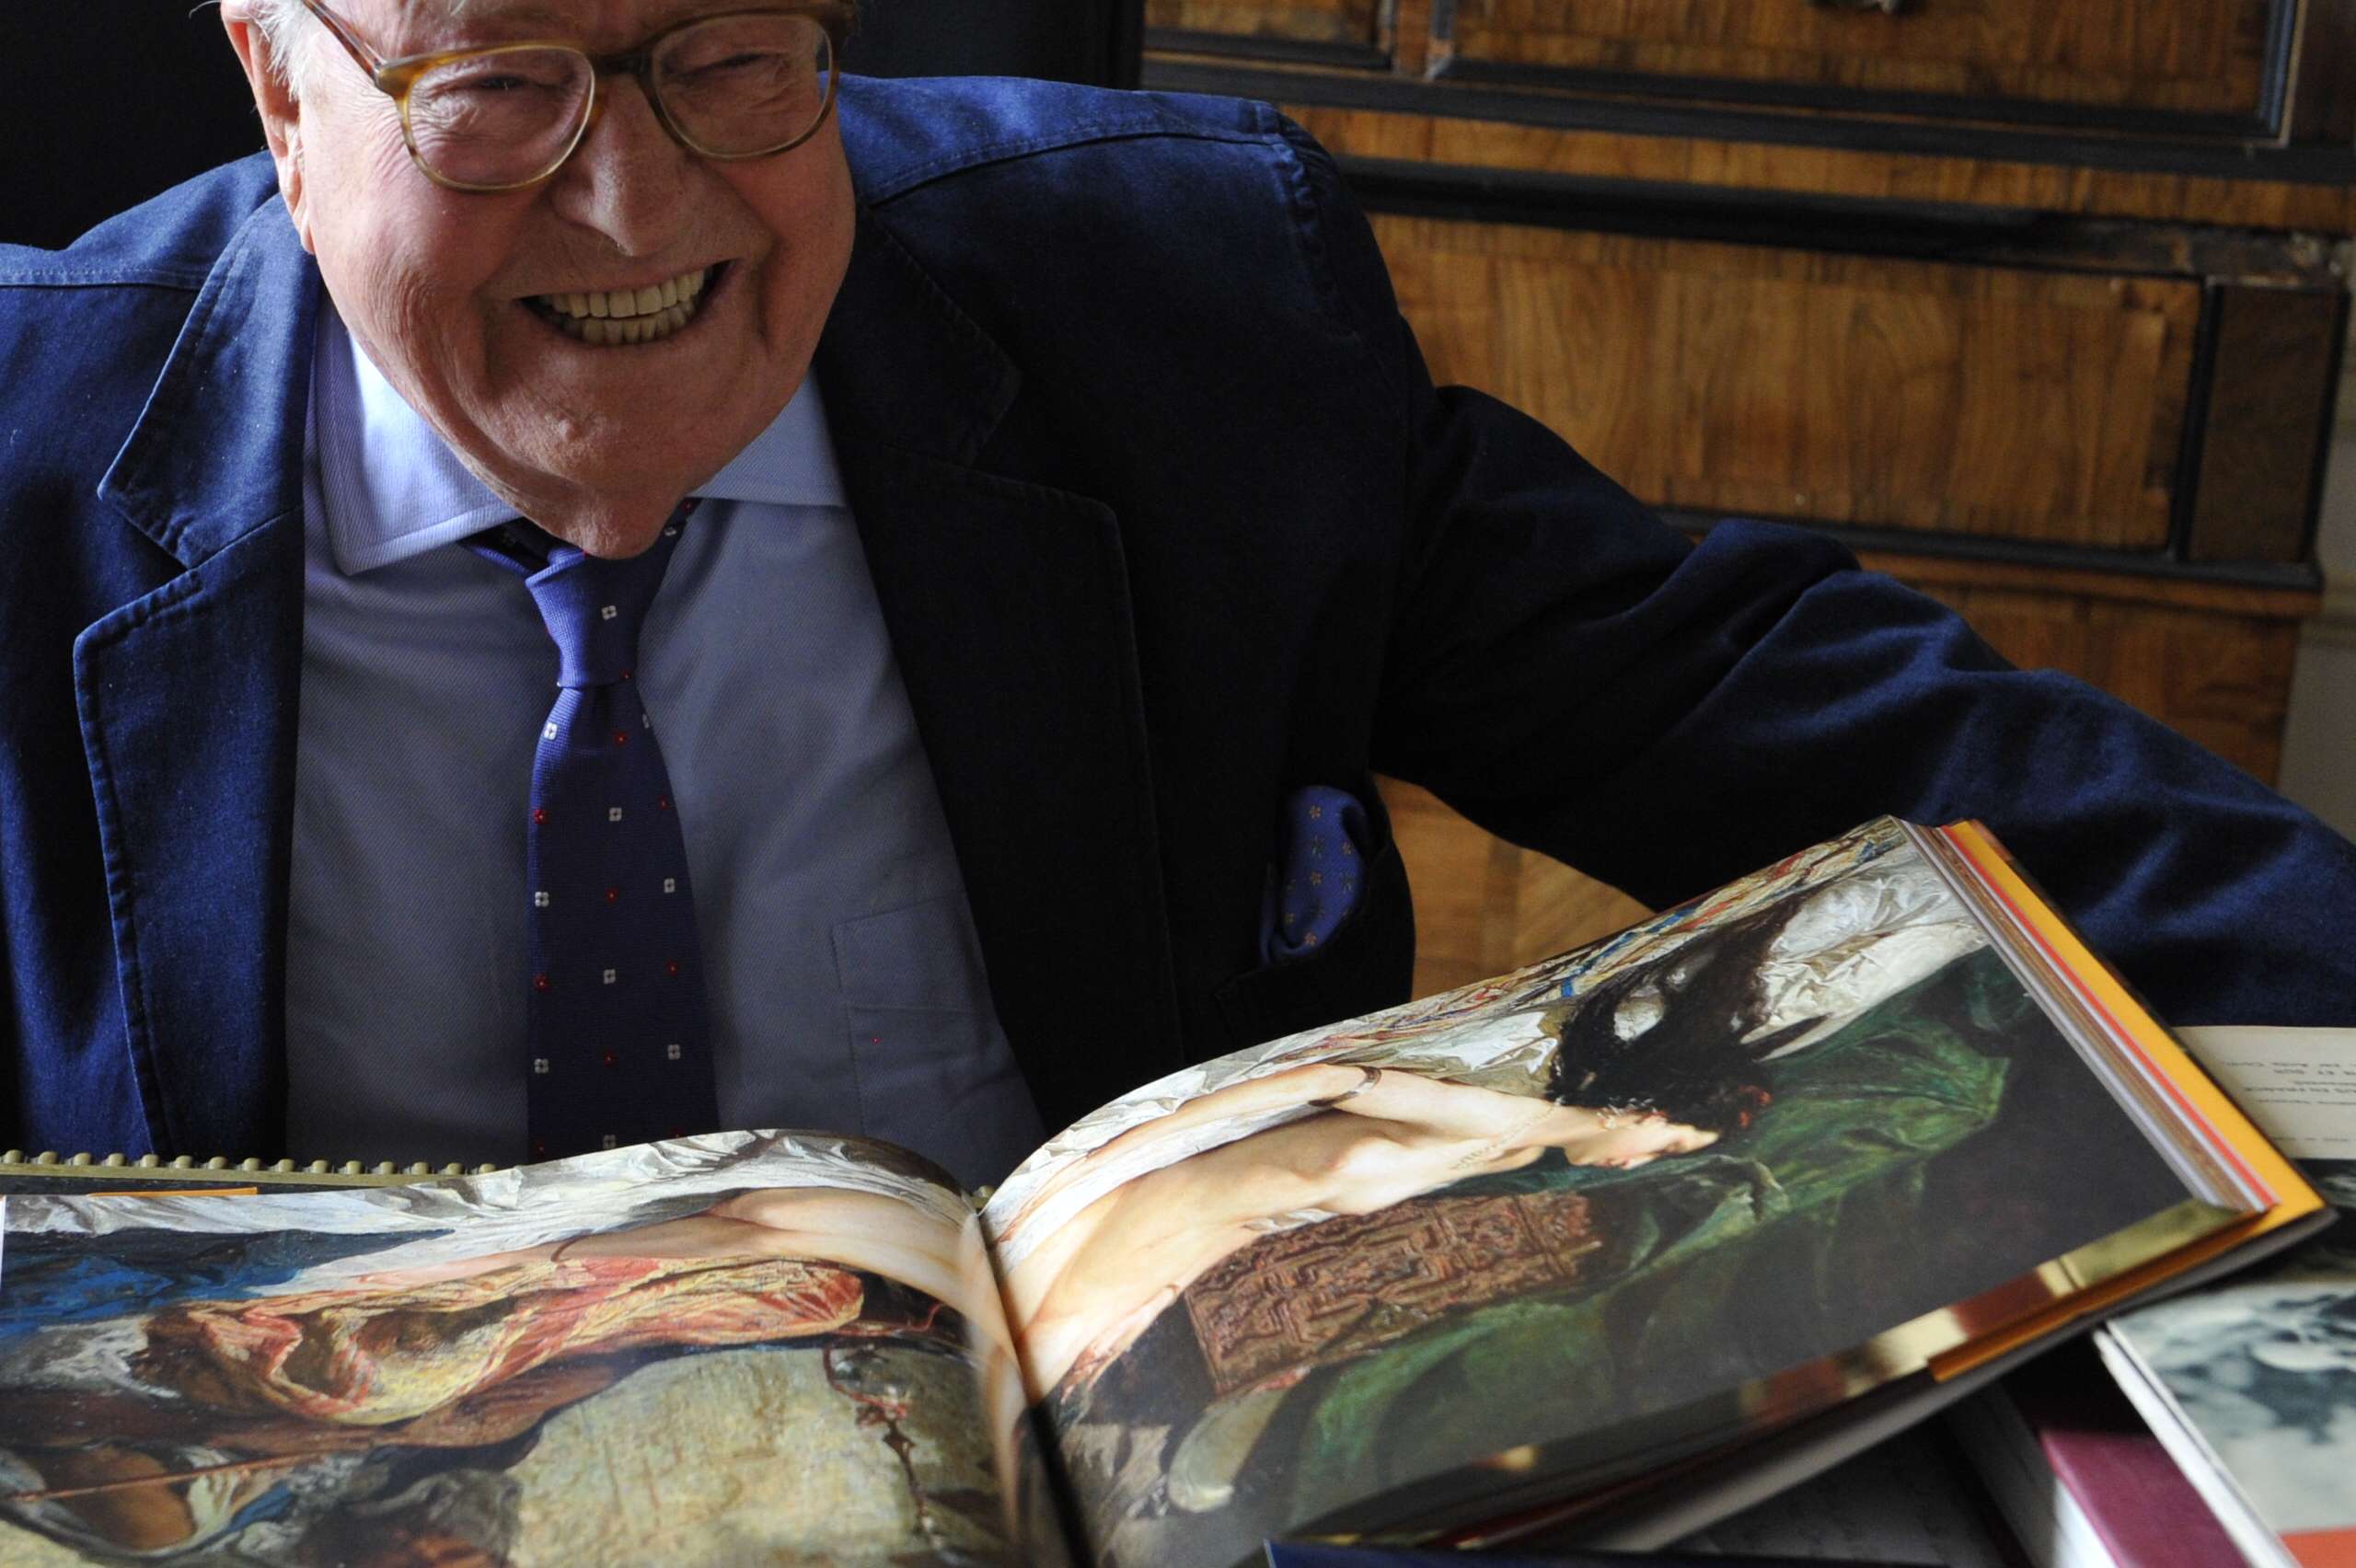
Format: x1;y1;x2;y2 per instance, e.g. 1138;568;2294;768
298;1;852;192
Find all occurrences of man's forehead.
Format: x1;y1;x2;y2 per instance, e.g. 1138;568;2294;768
373;0;719;41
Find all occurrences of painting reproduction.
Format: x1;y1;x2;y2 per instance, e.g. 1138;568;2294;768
981;821;2199;1567
0;1131;1040;1567
2104;1160;2356;1568
0;819;2254;1568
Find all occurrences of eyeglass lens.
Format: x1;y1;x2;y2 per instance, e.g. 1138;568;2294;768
402;13;836;189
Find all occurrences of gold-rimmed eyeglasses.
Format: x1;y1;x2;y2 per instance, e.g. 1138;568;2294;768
297;0;852;192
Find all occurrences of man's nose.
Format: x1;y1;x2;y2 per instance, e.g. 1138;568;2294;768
549;75;693;255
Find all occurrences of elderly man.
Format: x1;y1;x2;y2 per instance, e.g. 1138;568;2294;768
3;0;2351;1184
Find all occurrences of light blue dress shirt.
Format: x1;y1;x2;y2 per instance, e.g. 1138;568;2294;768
285;303;1045;1189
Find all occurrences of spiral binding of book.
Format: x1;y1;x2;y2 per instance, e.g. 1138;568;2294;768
0;1149;500;1186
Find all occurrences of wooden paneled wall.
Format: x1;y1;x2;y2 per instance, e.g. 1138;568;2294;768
1376;213;2199;551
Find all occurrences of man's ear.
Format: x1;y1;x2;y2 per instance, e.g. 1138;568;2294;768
219;6;316;252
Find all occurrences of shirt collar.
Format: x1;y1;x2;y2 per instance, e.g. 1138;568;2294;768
313;297;849;577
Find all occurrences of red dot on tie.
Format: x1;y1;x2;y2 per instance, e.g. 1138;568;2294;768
870;1034;882;1045
667;1124;686;1139
612;731;629;746
665;959;681;977
602;1050;618;1069
532;973;550;993
658;795;672;812
605;886;620;904
531;1138;549;1159
620;669;634;682
532;808;549;825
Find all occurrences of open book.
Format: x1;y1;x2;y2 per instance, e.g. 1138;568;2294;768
0;818;2328;1568
2091;1024;2356;1568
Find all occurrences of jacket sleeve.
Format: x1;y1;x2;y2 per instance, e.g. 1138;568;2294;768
1290;137;2356;1031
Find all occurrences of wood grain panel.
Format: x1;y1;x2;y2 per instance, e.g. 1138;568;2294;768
1282;104;2356;230
1146;0;1379;47
1854;550;2321;617
1373;213;2198;548
1892;577;2305;782
2187;284;2343;564
1448;0;2276;122
1376;778;1649;997
2289;0;2356;141
1389;0;1436;75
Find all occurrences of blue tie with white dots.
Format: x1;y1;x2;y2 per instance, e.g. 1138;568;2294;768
470;502;717;1162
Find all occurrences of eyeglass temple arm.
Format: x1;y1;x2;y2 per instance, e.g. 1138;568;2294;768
296;0;395;82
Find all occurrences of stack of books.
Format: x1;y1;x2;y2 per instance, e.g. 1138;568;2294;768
0;817;2346;1567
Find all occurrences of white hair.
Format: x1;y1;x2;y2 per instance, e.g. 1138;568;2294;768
234;0;484;90
233;0;322;91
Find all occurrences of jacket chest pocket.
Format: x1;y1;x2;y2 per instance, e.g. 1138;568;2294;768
1213;827;1415;1052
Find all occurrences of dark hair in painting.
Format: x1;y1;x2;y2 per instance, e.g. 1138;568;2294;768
1544;898;1816;1136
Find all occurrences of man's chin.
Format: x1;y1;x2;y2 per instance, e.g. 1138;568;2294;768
458;375;784;536
543;511;685;559
447;421;742;554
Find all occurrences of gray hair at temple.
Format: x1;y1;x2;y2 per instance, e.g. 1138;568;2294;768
234;0;481;90
236;0;331;89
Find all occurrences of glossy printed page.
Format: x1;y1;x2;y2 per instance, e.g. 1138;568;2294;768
2102;1027;2356;1568
0;1131;1062;1568
982;821;2199;1568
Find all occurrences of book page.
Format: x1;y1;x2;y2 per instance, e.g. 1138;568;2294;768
2104;1027;2356;1568
0;1131;1065;1567
979;820;2211;1568
2176;1026;2356;1161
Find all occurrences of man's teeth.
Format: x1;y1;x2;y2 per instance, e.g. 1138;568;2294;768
535;267;711;346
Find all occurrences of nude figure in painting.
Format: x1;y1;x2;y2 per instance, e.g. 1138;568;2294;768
997;986;1776;1402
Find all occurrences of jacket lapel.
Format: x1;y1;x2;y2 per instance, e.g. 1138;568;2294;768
70;195;1186;1153
817;213;1186;1130
79;200;315;1159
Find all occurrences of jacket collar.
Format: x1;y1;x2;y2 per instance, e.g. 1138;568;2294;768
98;198;318;569
84;189;1184;1157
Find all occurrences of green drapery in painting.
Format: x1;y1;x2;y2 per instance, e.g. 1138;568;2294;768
1274;947;2031;1520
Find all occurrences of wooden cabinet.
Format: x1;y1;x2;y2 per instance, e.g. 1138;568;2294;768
1144;0;2356;997
1378;213;2202;548
1443;0;2283;129
1150;0;2352;134
1863;555;2315;776
1147;0;1379;51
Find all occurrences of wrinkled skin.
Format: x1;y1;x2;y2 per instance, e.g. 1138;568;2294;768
221;0;856;557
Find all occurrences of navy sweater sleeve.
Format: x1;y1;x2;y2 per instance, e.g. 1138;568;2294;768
1289;142;2356;1029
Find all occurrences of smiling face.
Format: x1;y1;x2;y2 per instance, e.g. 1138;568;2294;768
224;0;856;556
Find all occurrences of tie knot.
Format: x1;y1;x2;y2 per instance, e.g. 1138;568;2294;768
476;505;693;688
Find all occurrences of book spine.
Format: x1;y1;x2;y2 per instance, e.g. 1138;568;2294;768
2007;1348;2244;1568
0;1150;496;1186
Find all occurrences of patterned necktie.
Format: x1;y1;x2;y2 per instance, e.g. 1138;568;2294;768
469;502;717;1161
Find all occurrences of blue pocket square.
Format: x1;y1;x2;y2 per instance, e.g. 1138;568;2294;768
1260;785;1369;965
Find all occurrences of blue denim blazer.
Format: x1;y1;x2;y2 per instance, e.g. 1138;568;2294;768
4;75;2352;1160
